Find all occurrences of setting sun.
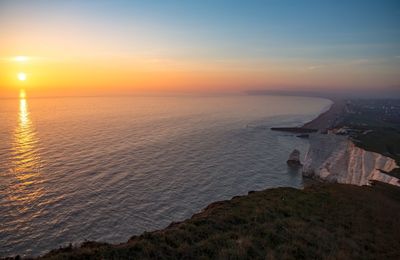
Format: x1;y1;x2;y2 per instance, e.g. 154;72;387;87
17;72;27;81
15;56;28;62
0;1;400;258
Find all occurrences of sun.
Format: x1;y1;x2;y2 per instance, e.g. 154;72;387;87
18;72;27;81
15;56;28;62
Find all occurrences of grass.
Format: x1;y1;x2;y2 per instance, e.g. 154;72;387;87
339;101;400;176
7;99;400;260
350;126;400;163
22;182;400;260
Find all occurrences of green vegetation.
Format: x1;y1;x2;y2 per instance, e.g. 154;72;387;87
342;123;400;164
6;99;399;260
339;100;400;177
353;126;400;168
33;182;400;260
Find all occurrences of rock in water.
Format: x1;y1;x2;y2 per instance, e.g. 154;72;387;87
287;149;302;167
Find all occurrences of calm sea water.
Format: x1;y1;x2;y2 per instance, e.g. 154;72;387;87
0;94;330;257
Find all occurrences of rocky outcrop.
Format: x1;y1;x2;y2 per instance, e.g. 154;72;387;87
287;149;302;167
303;134;400;187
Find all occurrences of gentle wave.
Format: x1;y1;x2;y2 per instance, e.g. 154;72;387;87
0;95;331;257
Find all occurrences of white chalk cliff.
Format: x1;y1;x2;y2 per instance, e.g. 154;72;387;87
303;134;400;187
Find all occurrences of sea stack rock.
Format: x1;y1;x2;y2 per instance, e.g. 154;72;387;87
287;149;302;167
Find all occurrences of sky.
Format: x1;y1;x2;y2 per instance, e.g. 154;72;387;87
0;0;399;97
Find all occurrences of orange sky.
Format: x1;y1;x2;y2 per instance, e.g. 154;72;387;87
2;53;398;98
1;1;399;97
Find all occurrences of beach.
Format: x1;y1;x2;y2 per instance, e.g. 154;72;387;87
270;98;345;133
302;99;345;131
0;95;329;257
4;96;400;259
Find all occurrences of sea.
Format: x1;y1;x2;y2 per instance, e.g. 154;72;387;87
0;94;331;257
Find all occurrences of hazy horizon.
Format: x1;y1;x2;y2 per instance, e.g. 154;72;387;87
1;1;400;257
1;0;399;97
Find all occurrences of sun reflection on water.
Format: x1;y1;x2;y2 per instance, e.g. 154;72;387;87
9;89;44;207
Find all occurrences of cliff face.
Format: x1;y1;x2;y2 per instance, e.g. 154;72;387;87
303;134;400;187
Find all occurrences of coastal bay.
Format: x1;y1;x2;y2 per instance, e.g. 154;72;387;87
0;95;329;257
8;97;400;259
2;1;399;259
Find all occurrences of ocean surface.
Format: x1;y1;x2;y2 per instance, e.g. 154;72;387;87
0;94;331;257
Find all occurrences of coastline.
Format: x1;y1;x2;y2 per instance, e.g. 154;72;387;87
33;182;400;259
296;98;400;187
0;97;330;259
271;97;344;133
8;97;400;259
302;98;344;131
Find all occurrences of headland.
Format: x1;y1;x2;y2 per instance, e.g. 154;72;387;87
6;97;400;259
25;182;400;259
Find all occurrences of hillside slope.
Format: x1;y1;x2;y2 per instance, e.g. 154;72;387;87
34;182;400;260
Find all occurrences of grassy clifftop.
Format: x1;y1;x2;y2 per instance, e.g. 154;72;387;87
35;182;400;260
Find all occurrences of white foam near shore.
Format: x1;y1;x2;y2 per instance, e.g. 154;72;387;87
302;134;400;187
